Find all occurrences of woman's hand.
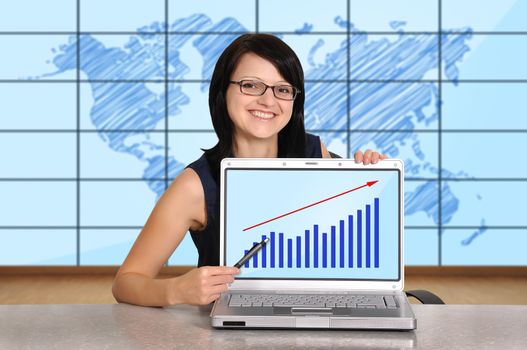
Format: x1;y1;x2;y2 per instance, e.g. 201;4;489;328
354;149;388;165
171;266;240;305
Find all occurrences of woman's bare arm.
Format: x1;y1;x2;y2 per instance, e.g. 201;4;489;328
112;168;239;306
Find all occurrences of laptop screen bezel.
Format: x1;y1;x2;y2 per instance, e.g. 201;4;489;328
219;158;404;292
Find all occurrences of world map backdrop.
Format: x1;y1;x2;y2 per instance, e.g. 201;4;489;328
1;0;527;266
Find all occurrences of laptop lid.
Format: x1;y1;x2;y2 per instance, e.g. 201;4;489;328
220;158;404;293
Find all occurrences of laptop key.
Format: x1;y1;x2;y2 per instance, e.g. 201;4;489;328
384;296;398;309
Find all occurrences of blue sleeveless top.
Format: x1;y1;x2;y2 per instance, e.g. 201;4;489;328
186;133;323;267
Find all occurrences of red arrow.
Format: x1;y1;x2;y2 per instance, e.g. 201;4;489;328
243;180;378;232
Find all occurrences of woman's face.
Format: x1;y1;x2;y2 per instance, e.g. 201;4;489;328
226;52;294;142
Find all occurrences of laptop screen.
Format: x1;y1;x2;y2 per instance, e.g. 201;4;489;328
223;165;401;281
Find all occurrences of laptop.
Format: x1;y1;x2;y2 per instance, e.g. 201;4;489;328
210;158;416;330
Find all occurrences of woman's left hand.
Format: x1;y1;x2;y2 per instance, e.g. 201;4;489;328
354;149;388;165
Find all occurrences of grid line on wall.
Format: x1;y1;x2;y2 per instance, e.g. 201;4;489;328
3;31;527;35
164;0;170;194
5;79;527;84
3;178;527;182
437;0;443;266
255;0;259;33
2;225;526;230
3;129;527;133
76;0;81;266
346;0;351;158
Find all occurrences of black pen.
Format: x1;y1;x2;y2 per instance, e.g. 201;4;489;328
234;237;270;268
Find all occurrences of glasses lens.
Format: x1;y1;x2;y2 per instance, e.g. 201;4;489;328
274;85;295;100
240;80;266;95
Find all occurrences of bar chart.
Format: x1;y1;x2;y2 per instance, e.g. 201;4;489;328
242;198;380;269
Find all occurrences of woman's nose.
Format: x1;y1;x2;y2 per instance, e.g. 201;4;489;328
256;87;276;106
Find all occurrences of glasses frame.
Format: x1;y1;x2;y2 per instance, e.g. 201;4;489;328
229;80;301;101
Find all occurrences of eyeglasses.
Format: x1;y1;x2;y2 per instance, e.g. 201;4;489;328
230;80;301;101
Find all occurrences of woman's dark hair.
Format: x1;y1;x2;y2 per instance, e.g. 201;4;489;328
204;33;306;180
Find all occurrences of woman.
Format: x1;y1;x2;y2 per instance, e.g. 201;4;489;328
112;34;386;307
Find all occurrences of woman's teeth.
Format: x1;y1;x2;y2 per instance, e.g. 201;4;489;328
251;110;275;119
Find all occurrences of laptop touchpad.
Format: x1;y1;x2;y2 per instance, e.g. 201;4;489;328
274;307;335;315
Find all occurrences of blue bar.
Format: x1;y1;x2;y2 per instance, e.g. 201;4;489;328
366;205;371;268
331;226;336;268
252;242;258;268
322;233;327;268
287;239;293;268
270;232;275;268
375;198;380;268
261;235;267;268
348;215;353;268
244;250;249;268
305;230;310;268
279;233;284;268
296;236;301;268
357;210;362;268
339;220;345;268
314;225;319;268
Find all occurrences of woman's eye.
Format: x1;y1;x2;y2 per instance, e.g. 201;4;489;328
242;82;258;89
278;86;293;94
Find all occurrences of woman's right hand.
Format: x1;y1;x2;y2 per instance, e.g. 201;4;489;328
171;266;240;305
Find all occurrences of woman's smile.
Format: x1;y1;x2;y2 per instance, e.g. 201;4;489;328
249;109;276;120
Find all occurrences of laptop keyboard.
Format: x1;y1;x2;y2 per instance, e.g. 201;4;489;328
228;294;398;309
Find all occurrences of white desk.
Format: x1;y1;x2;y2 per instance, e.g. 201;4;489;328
1;304;526;349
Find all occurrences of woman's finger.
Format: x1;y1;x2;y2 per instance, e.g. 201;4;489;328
371;152;380;164
363;149;372;165
354;151;363;163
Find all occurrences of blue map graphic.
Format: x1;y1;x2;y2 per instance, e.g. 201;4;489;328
42;14;482;254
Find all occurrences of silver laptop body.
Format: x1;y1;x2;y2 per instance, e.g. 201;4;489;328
211;158;416;330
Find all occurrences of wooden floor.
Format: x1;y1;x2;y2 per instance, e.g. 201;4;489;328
1;274;527;305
